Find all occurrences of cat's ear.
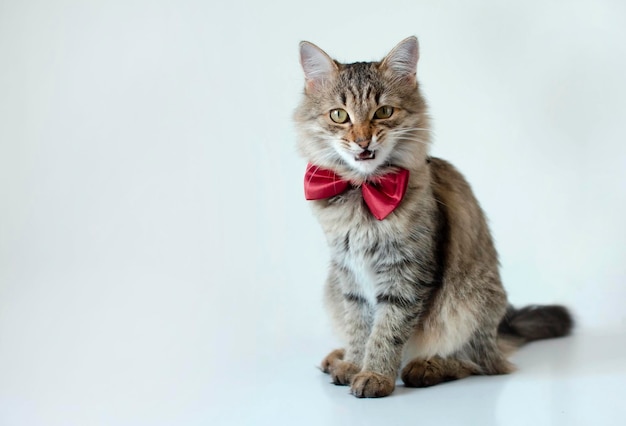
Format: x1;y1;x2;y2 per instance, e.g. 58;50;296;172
299;41;338;93
381;36;419;83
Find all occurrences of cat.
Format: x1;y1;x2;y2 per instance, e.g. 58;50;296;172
293;36;573;398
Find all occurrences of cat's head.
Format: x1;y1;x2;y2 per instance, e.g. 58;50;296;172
294;37;430;181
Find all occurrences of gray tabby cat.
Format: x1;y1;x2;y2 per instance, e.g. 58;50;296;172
294;36;573;398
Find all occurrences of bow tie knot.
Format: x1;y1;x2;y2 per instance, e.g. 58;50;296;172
304;164;409;220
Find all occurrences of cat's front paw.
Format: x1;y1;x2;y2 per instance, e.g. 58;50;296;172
320;348;345;374
320;349;360;385
350;371;395;398
330;360;360;386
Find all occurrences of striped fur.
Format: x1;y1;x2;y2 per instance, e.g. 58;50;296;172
294;37;573;398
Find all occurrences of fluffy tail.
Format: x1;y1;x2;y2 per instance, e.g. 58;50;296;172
498;304;574;347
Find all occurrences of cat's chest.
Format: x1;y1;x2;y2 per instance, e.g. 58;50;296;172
333;226;388;305
343;247;378;305
315;189;408;302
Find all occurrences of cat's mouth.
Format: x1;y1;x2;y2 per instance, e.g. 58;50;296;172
355;150;376;161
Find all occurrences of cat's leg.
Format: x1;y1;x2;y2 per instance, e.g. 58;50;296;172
401;329;513;387
321;265;373;386
332;293;373;385
350;286;431;397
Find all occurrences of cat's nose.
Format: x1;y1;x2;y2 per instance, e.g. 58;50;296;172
355;138;371;149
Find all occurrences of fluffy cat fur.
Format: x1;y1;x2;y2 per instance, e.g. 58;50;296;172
294;36;573;398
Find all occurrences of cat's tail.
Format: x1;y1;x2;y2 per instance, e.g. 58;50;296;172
497;304;574;349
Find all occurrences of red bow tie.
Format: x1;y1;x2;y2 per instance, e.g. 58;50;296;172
304;163;410;220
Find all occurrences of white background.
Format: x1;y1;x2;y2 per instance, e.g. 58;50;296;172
1;0;625;425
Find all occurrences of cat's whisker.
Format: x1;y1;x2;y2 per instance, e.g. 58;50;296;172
390;127;431;132
391;134;429;140
392;137;430;146
388;127;432;133
388;136;422;142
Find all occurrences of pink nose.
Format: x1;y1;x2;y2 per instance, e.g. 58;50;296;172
355;138;370;149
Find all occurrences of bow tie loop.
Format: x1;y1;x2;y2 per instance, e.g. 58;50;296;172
304;164;409;220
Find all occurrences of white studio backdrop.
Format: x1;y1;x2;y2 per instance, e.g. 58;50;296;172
1;0;625;424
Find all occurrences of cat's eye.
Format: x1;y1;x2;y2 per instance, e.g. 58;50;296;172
374;106;394;119
330;108;349;124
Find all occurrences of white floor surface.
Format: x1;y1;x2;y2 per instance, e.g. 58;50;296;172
209;329;626;426
2;327;624;426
